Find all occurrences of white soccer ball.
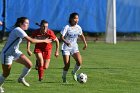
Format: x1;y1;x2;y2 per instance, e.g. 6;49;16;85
77;73;87;83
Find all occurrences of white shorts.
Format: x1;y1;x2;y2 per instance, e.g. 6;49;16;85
62;48;79;55
1;50;22;65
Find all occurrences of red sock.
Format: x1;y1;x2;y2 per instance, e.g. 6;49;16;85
38;66;44;81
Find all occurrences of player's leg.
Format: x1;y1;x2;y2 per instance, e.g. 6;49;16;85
0;54;15;92
43;59;50;69
34;50;47;70
43;59;50;80
42;50;51;80
62;50;70;83
71;52;82;81
35;53;44;81
0;64;12;92
72;52;82;72
43;50;51;69
62;55;70;83
16;54;32;87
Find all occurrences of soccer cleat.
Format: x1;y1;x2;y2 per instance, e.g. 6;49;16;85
0;87;4;93
62;76;67;83
71;71;77;81
18;78;30;87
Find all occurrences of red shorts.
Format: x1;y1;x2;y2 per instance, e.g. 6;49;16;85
34;49;52;60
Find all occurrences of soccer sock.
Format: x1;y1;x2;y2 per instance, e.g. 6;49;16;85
38;66;44;80
62;70;68;78
35;60;39;70
0;75;5;87
72;64;81;74
19;67;31;79
36;60;38;66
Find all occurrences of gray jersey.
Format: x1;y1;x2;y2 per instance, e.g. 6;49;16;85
1;27;27;55
60;24;82;50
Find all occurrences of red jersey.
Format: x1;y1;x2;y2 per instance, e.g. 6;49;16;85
32;29;56;51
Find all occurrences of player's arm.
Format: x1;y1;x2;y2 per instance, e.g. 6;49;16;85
80;33;87;50
24;36;52;44
27;41;32;56
60;35;71;47
54;38;59;57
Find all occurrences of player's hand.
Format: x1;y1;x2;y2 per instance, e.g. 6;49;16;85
83;43;87;50
44;39;52;43
66;42;71;47
55;51;59;57
27;50;32;56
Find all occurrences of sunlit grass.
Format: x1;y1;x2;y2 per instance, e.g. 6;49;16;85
0;41;140;93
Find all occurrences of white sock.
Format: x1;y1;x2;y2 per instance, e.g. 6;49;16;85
72;64;81;74
0;75;5;87
62;70;68;78
19;67;31;79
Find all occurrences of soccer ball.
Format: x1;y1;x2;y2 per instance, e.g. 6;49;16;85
77;73;87;83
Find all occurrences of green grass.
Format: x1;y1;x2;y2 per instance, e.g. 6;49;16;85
0;41;140;93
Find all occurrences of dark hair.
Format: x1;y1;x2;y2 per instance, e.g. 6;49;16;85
40;20;48;26
35;20;48;27
14;17;28;27
69;12;79;26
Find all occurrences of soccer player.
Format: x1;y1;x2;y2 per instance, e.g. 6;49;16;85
60;12;87;83
0;17;52;93
27;20;59;81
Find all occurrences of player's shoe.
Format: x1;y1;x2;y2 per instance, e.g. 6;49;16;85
18;78;30;87
0;87;4;93
62;76;67;83
71;71;77;81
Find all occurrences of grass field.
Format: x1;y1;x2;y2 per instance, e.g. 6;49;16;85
0;41;140;93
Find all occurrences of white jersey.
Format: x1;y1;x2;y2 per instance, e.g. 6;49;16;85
60;24;82;50
1;27;27;55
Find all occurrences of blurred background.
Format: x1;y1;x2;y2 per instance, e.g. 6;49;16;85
0;0;140;41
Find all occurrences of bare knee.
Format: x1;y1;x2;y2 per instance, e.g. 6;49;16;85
17;54;33;69
76;61;82;66
43;60;50;69
2;64;11;78
28;63;33;68
3;72;10;78
75;58;82;66
63;64;70;71
44;66;48;69
26;62;33;69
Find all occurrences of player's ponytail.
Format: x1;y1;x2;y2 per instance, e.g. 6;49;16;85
14;17;28;27
35;20;48;27
40;20;48;26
